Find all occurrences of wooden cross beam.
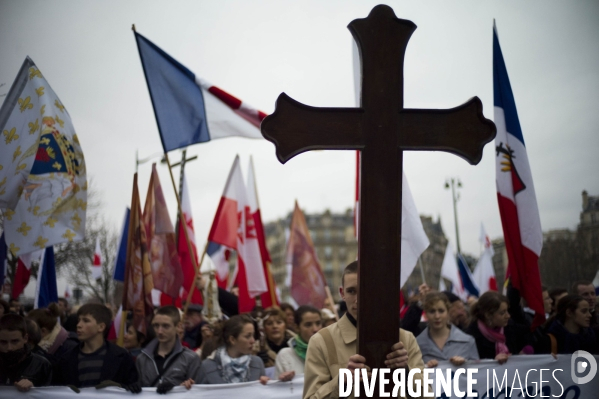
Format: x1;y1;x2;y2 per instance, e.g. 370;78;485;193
261;4;495;373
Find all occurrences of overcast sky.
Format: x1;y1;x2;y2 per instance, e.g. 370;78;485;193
1;0;598;288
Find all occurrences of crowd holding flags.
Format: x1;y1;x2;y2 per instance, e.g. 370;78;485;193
0;24;548;349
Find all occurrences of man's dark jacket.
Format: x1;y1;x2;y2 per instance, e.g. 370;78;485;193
52;341;139;387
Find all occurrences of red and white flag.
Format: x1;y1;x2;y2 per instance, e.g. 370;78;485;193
91;237;102;280
64;284;73;299
208;155;267;312
494;25;544;327
472;224;497;294
167;175;203;306
247;157;279;309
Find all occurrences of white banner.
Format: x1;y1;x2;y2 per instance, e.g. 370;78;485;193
0;378;302;399
3;354;598;399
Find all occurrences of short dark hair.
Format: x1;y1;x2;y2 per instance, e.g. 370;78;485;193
279;302;295;314
571;281;593;294
342;261;358;287
154;306;180;325
295;305;321;326
0;314;27;337
77;303;112;331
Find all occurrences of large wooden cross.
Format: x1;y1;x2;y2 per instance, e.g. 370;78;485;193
261;5;495;372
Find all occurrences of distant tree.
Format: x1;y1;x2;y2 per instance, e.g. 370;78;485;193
53;181;119;304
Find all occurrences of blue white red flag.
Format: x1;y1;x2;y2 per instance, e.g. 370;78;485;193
134;32;265;153
457;253;479;298
112;208;130;282
494;23;544;327
34;246;57;309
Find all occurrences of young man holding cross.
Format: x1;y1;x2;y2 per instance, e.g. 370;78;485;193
303;261;426;399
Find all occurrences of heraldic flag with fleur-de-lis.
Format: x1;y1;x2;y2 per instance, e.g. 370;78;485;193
0;57;87;256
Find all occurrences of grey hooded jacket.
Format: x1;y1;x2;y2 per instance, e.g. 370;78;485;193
136;339;202;387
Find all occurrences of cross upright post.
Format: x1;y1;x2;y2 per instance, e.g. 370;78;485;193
261;4;496;382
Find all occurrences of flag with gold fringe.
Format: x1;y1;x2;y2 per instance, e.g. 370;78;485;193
122;173;154;334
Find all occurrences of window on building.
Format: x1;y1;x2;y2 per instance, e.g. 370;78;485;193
325;261;333;272
324;229;331;240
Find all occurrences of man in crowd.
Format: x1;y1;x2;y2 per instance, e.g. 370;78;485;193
303;261;426;399
137;306;201;394
0;314;52;391
183;304;205;349
53;304;140;392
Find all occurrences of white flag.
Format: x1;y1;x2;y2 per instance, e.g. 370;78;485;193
439;242;466;300
472;224;497;294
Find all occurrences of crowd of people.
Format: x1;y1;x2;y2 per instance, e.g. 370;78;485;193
0;265;597;398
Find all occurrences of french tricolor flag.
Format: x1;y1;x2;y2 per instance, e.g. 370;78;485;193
494;23;544;328
134;31;265;153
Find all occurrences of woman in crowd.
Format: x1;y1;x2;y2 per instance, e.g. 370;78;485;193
258;307;295;368
534;295;597;354
416;292;479;368
26;303;77;365
280;303;297;334
466;291;525;364
123;322;147;358
274;305;322;379
198;314;267;384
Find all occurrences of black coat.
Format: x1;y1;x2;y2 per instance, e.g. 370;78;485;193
533;320;598;355
52;341;139;387
466;319;530;359
0;352;52;387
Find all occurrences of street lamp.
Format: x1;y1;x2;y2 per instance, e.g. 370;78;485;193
445;178;462;254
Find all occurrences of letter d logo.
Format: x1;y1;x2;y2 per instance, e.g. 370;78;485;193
571;350;597;384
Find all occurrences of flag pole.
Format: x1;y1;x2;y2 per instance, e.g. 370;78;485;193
324;286;339;321
116;310;128;347
162;151;206;314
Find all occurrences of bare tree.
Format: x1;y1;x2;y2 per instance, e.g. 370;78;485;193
53;179;120;304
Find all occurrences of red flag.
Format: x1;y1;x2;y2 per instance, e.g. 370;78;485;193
11;258;31;299
143;164;183;300
208;156;267;312
122;173;154;334
286;201;327;309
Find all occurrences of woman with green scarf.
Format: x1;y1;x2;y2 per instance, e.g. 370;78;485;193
274;305;323;380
